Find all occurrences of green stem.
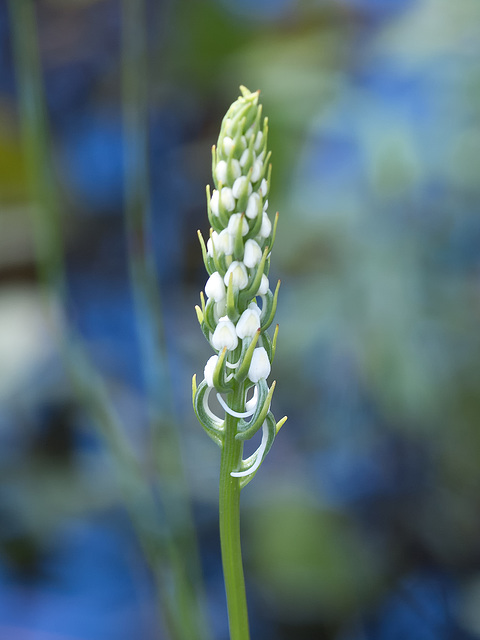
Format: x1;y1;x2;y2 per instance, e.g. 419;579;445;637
219;384;251;640
120;3;210;639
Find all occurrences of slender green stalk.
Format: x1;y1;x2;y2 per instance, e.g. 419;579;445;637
219;385;250;640
10;4;208;639
121;3;210;639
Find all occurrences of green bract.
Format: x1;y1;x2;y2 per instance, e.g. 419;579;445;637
193;86;286;487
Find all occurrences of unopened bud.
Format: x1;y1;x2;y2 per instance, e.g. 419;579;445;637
248;347;271;383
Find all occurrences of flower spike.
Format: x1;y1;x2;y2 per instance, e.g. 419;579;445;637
193;86;285;485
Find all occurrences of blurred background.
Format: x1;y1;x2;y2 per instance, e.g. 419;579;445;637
1;0;480;638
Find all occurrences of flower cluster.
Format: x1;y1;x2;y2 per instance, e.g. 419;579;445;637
193;86;286;486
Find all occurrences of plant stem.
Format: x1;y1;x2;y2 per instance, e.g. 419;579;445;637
120;3;210;638
219;384;251;640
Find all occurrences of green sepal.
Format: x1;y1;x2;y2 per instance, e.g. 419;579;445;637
197;229;215;275
224;273;236;323
234;329;261;382
203;297;217;334
257;117;268;157
212;145;218;188
206;185;222;233
270;211;279;251
213;347;234;394
231;116;246;160
271;324;279;362
236;379;276;441
193;377;224;447
217;193;231;229
233;214;246;261
261;280;280;331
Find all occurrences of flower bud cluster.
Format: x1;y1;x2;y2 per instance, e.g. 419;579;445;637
193;86;286;485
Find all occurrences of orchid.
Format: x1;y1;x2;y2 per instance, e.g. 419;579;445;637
192;86;286;640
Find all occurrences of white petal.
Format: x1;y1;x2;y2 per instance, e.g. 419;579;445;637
232;176;249;199
258;274;269;295
248;302;262;316
251;158;263;183
259;212;272;238
207;230;218;257
260;178;268;197
230;159;241;180
248;347;271;383
243;239;262;269
205;272;226;301
215;160;228;184
204;355;218;388
227;213;249;237
210;190;220;216
224;261;249;290
239;148;250;168
211;318;238;351
220;187;235;212
223;136;234;155
235;308;261;339
254;131;263;151
245;193;261;220
217;229;234;255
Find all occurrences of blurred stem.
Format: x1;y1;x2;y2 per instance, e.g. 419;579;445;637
121;2;210;640
9;3;205;639
8;0;65;305
219;385;251;640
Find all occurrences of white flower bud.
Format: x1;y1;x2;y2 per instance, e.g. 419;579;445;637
217;229;234;255
251;158;263;183
211;316;238;351
223;136;234;155
239;148;250;168
236;308;261;339
248;347;271;383
224;261;248;290
243;239;262;268
221;187;235;212
210;190;220;216
260;178;268;197
215;160;228;184
230;159;241;180
232;176;252;199
254;131;263;151
207;231;219;257
204;355;218;387
205;272;226;301
248;302;262;316
227;213;249;237
263;199;269;212
257;274;269;295
245;193;261;219
259;212;272;238
224;118;234;135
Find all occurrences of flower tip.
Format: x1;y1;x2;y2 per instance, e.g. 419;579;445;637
276;416;288;434
192;374;197;398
